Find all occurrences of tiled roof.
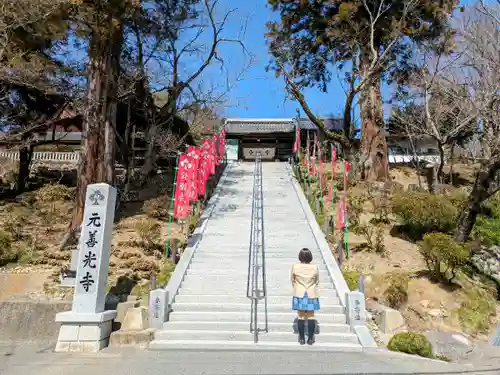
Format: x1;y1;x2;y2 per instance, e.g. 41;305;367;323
296;117;344;132
225;119;294;134
297;119;318;130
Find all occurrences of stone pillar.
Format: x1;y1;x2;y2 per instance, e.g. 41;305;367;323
55;183;117;352
148;289;169;329
346;291;366;326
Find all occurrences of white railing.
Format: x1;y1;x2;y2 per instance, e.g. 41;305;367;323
0;151;440;165
388;154;441;165
0;151;80;162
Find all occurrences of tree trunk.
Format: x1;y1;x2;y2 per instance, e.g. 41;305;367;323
66;17;123;241
449;143;455;185
456;159;500;242
141;123;157;178
17;145;33;193
104;20;122;188
359;55;389;181
122;98;132;198
437;142;445;184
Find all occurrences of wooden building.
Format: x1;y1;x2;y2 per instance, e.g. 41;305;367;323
223;118;295;161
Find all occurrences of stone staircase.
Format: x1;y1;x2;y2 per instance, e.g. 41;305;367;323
150;162;367;350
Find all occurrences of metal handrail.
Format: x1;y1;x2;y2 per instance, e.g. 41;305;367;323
246;153;268;343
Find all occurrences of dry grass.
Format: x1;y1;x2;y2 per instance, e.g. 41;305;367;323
0;182;188;301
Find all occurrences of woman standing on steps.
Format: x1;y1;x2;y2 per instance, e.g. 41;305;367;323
291;248;320;345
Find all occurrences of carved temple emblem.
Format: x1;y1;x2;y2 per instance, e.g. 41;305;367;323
89;189;105;206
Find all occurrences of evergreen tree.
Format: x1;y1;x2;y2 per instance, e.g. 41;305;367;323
267;0;457;180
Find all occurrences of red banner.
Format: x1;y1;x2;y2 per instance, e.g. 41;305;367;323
218;131;226;163
338;197;346;228
293;127;300;153
212;134;220;167
198;156;208;196
319;148;324;190
198;141;211;196
201;140;212;177
312;135;317;159
173;153;194;218
344;161;351;191
186;146;201;203
209;139;216;175
331;147;337;178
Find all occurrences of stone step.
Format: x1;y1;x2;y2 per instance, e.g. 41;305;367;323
185;269;331;278
179;280;335;291
171;302;344;314
189;261;329;270
173;294;340;305
168;311;347;324
191;252;321;259
190;251;322;258
182;274;332;284
192;252;318;259
200;235;316;243
149;340;362;352
194;243;318;251
162;321;350;333
181;277;334;288
154;330;358;344
177;287;339;298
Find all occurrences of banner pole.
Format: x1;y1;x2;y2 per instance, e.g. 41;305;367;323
166;153;180;257
343;160;350;259
331;144;335;233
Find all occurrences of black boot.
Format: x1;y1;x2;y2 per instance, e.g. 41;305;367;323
297;320;306;345
307;320;316;345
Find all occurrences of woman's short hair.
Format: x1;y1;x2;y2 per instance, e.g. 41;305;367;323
298;248;313;264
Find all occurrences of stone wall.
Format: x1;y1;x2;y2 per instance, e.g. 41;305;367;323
471;246;500;284
0;301;71;343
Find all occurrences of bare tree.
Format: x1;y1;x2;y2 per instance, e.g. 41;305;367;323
391;40;480;189
137;0;251;177
454;2;500;241
267;0;453;181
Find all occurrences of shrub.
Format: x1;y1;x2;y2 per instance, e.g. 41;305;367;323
142;196;171;219
392;191;458;239
357;224;386;254
134;219;162;254
370;188;392;224
0;159;18;187
2;215;25;240
130;258;176;298
456;289;496;334
417;233;468;282
35;183;74;202
473;216;500;246
343;270;359;291
0;230;18;266
387;332;433;358
157;258;176;287
473;194;500;246
189;211;200;233
384;274;409;309
17;235;45;265
347;193;367;230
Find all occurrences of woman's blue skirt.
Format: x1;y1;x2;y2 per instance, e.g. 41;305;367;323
292;292;320;311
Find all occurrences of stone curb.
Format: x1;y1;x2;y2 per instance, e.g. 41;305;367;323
285;164;350;306
164;162;233;307
364;347;450;363
286;164;377;348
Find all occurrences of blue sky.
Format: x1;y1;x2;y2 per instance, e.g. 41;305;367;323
203;0;478;120
210;0;348;119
